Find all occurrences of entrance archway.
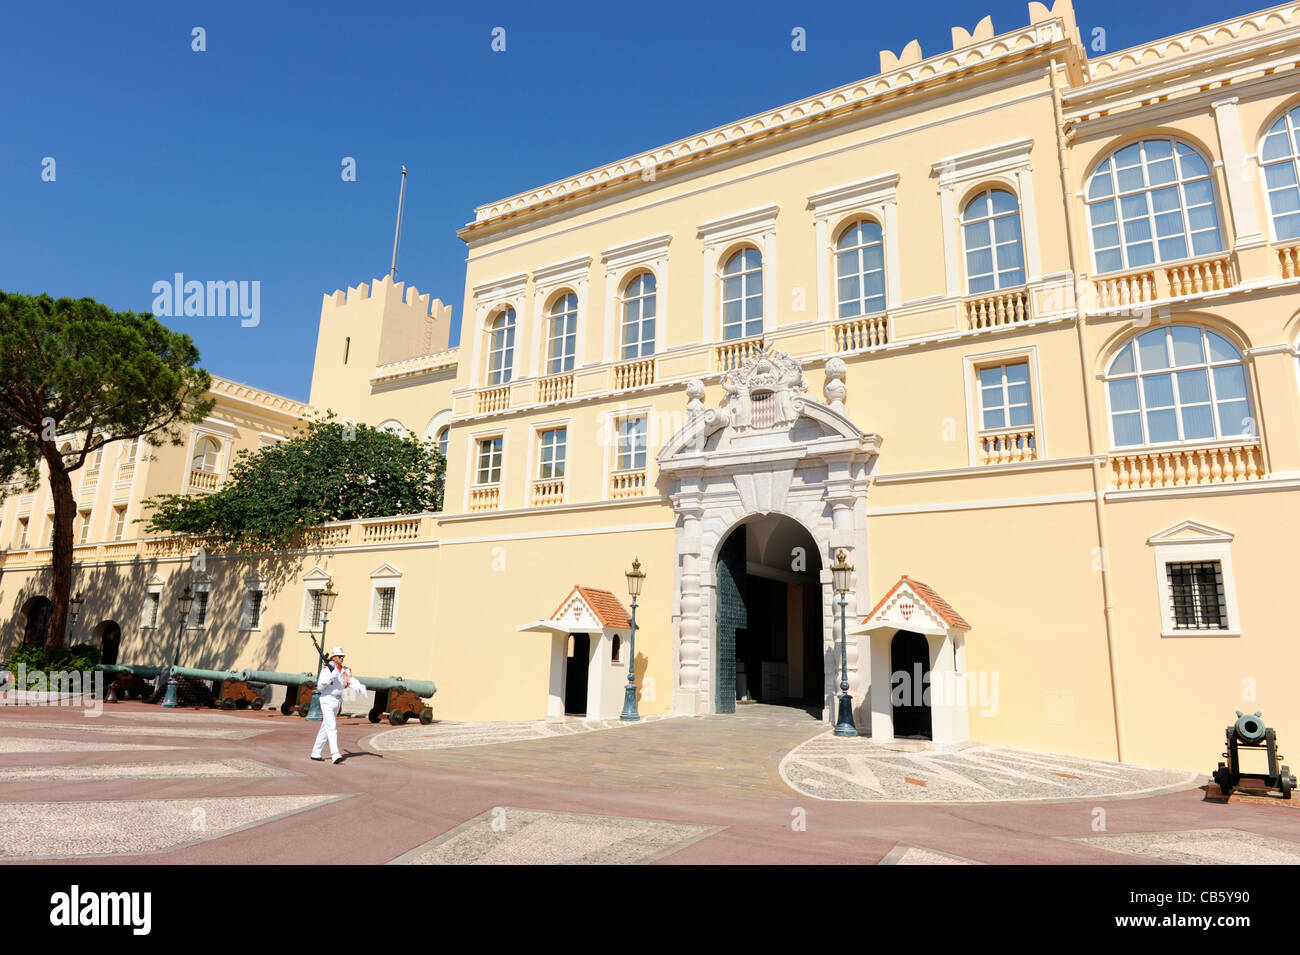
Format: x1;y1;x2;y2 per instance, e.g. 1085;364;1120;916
715;514;825;716
93;621;122;665
890;630;932;740
22;597;53;647
564;633;590;715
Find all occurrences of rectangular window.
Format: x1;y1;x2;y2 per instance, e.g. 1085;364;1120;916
978;362;1035;431
142;591;160;629
192;590;210;628
309;590;323;629
476;437;503;485
538;428;567;480
616;417;648;471
377;587;396;630
1167;561;1227;630
245;589;264;629
112;506;127;541
78;510;92;545
18;517;29;548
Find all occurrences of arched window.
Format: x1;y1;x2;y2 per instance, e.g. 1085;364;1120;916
722;247;763;340
620;272;657;360
1086;139;1223;273
191;437;221;473
1105;325;1252;447
962;190;1025;293
546;293;578;374
436;426;449;462
836;219;886;318
486;308;516;385
1261;105;1300;241
378;420;407;438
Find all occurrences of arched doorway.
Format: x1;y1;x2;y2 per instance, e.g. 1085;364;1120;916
22;597;53;647
715;514;824;716
890;630;932;740
94;621;122;665
563;633;590;715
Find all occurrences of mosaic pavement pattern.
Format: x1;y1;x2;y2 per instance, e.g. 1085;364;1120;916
880;843;980;865
0;738;184;754
391;807;722;865
0;758;294;783
0;720;267;740
371;715;672;751
0;794;347;860
780;734;1199;803
1068;828;1300;864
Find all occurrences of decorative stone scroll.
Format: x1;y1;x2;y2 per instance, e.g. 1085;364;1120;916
720;347;808;433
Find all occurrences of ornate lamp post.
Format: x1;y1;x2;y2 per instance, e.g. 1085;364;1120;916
830;550;858;737
67;592;84;642
161;585;194;709
620;558;646;722
306;581;338;722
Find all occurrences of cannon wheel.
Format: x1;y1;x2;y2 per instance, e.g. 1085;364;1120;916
367;709;381;724
388;710;407;726
251;697;264;711
419;708;433;725
280;700;295;716
1281;766;1293;800
297;704;313;718
1214;763;1234;797
220;697;236;710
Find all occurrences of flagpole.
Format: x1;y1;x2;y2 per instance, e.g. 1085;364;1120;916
390;165;407;280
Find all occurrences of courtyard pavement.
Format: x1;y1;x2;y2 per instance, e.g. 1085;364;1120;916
2;700;1299;864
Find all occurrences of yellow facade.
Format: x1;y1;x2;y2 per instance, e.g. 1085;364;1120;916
6;0;1300;771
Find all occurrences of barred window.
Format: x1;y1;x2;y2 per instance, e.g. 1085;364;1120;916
309;590;322;629
143;592;160;629
377;587;396;630
246;590;264;629
1166;561;1227;630
192;591;210;628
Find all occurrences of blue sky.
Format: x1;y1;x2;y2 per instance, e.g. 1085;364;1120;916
0;0;1264;402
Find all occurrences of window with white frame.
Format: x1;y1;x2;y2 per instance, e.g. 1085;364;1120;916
369;565;401;633
111;506;127;541
192;436;220;473
538;427;566;479
1260;104;1300;241
620;272;657;359
546;293;578;374
1149;522;1240;637
17;517;29;548
77;510;92;545
241;581;265;630
123;438;140;466
476;436;503;485
1105;325;1253;447
141;587;161;629
189;579;211;629
836;220;886;318
615;416;648;471
486;308;516;385
721;248;763;340
962;190;1026;293
978;362;1035;431
1085;139;1223;273
301;574;331;631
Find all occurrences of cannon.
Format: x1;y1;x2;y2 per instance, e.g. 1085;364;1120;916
362;675;437;726
237;670;317;717
1212;710;1295;799
96;664;161;701
170;667;268;711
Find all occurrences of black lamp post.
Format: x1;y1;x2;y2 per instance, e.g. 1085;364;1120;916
306;581;338;722
162;585;194;709
620;558;645;722
68;592;84;642
830;550;858;737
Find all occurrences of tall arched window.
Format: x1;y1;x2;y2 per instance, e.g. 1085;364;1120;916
436;426;449;462
722;247;763;340
486;307;516;385
546;293;578;374
1105;325;1252;447
836;219;886;317
192;437;221;472
962;190;1025;293
620;272;657;359
1086;139;1223;273
1261;105;1300;241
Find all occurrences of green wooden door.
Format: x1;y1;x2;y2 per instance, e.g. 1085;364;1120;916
715;526;747;714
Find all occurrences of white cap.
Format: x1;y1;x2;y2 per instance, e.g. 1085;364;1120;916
330;646;346;657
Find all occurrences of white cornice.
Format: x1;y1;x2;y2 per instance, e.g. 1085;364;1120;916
932;138;1034;186
471;272;528;301
532;255;592;289
807;172;900;217
696;204;780;243
601;233;672;271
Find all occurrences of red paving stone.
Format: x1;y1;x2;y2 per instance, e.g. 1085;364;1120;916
3;702;1300;865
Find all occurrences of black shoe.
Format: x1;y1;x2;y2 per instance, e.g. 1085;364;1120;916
310;756;324;762
332;756;344;765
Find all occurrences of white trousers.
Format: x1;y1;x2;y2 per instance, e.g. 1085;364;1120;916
311;695;342;759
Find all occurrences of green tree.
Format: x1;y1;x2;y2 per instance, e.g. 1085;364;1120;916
143;414;444;550
0;292;213;651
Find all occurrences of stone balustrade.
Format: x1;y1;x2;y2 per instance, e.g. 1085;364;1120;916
832;314;889;352
475;386;510;415
1278;243;1300;280
714;337;765;373
1093;269;1157;309
610;470;647;499
189;469;219;492
469;486;501;511
537;373;574;404
614;357;656;390
1165;254;1232;297
1106;439;1263;491
531;479;565;506
977;428;1037;465
115;462;136;483
965;289;1030;329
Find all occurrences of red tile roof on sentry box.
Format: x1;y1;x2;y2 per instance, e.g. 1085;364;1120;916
862;575;972;631
550;586;632;629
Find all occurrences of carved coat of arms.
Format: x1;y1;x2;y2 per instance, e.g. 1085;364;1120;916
720;348;807;432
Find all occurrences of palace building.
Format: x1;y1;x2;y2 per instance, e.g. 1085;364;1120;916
5;0;1300;771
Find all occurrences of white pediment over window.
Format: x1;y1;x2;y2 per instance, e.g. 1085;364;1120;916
516;585;631;637
370;563;403;579
303;566;332;583
1147;520;1235;545
852;576;972;638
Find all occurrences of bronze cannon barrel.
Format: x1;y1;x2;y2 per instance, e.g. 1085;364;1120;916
171;666;243;683
236;669;316;686
97;663;162;679
356;675;436;699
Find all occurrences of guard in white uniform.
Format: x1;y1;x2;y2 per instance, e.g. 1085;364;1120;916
310;646;351;764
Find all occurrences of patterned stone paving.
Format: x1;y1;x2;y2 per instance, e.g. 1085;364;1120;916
781;733;1199;803
0;720;268;740
371;715;673;751
879;843;980;865
1067;828;1300;864
0;794;349;860
0;738;184;754
0;758;294;783
390;807;723;865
